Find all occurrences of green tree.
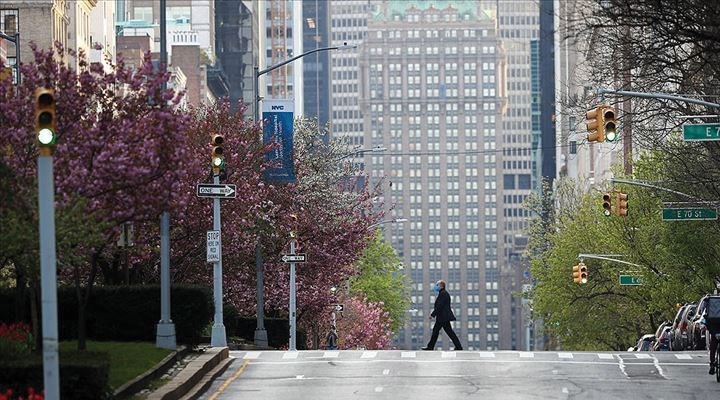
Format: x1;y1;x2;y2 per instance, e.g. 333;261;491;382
349;231;411;333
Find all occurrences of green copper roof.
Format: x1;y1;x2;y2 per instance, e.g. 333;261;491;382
373;1;494;22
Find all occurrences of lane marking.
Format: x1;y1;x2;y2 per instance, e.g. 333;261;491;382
208;359;250;400
243;351;261;359
552;369;558;375
635;353;651;359
558;353;573;359
562;387;569;394
247;359;705;367
675;354;692;360
519;352;534;358
653;356;668;379
618;357;628;378
598;353;615;360
441;351;456;358
283;352;299;359
401;351;416;358
362;351;378;359
477;352;496;358
375;387;384;393
383;369;390;375
323;351;339;358
296;375;304;379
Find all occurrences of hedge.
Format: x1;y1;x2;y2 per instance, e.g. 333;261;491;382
0;351;111;400
230;316;307;350
0;285;212;346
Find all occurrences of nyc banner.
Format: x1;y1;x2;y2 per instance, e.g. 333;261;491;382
262;99;296;183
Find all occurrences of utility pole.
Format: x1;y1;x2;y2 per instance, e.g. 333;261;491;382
155;0;176;350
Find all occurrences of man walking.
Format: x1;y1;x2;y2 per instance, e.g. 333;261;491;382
422;280;463;351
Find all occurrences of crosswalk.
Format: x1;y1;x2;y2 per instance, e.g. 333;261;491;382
232;350;706;363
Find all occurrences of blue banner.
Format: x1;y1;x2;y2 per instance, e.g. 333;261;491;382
262;99;296;183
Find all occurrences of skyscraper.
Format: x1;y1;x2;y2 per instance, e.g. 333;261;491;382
361;1;509;350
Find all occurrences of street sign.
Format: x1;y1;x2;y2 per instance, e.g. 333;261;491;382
206;230;220;263
619;275;642;286
662;208;718;221
282;254;306;263
196;184;237;199
683;123;720;141
333;304;344;312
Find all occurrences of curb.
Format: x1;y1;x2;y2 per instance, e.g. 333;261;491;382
147;347;229;400
114;345;189;399
179;356;235;400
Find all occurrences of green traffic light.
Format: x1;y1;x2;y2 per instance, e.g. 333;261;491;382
38;128;56;145
212;156;225;168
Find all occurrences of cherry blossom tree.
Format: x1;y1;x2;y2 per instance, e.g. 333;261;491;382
335;296;394;350
0;43;189;349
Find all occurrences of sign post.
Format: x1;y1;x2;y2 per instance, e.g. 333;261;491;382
210;175;227;347
683;123;720;141
283;243;306;351
196;183;237;199
662;208;718;221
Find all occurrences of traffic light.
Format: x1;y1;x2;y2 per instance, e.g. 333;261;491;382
602;106;618;142
615;192;628;217
585;106;605;143
211;134;224;174
34;88;57;155
602;192;612;217
573;263;588;284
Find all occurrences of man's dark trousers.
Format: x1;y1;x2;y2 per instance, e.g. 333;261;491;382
426;320;462;350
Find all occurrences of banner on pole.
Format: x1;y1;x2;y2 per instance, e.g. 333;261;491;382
262;99;296;183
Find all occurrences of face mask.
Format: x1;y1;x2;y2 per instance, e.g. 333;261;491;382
432;283;440;293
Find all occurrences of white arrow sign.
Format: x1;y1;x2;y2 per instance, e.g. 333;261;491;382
196;184;237;198
333;304;344;312
281;254;307;263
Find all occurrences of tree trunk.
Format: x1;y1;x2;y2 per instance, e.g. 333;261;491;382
31;282;41;353
76;251;101;351
14;267;27;322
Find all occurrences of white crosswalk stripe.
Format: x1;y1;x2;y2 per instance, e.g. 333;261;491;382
282;352;298;359
519;352;534;358
635;354;652;359
675;354;693;360
361;351;377;359
477;352;496;358
323;351;340;358
558;353;573;359
441;351;456;358
243;351;262;359
598;353;615;360
401;351;416;358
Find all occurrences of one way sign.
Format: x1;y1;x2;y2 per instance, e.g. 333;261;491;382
281;254;307;263
196;184;237;199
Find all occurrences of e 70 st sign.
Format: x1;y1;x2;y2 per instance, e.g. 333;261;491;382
683;123;720;141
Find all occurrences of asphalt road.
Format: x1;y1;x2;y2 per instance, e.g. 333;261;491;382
199;350;715;400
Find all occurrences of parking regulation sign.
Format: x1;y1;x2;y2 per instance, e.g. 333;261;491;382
206;230;221;263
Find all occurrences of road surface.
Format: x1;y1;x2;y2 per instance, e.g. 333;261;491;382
199;350;713;399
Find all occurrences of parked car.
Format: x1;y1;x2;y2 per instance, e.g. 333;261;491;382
653;324;673;351
670;304;690;351
632;334;656;351
674;304;697;350
688;295;709;350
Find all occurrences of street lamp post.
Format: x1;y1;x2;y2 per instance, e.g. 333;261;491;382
367;218;408;230
252;42;357;347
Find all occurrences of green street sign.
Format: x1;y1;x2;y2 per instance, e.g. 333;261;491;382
683;123;720;141
619;275;642;286
662;208;718;221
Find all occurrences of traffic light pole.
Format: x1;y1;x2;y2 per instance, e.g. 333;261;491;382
577;254;641;267
211;172;227;347
609;178;707;202
597;89;720;109
38;154;59;400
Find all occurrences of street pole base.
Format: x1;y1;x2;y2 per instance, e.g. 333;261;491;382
211;324;227;347
254;328;268;347
156;321;177;350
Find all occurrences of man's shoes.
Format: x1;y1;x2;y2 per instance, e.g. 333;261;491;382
453;347;463;351
421;347;433;351
710;364;716;375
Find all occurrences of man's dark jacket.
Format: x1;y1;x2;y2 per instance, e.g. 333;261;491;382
431;288;456;323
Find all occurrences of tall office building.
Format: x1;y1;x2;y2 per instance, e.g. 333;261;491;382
360;1;510;350
302;0;331;129
215;0;255;112
494;0;539;350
